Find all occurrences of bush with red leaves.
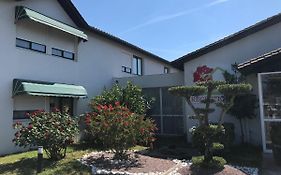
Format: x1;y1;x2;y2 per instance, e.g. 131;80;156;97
13;109;78;160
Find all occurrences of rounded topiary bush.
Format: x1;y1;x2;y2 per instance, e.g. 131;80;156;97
13;109;79;160
191;156;226;170
84;102;157;160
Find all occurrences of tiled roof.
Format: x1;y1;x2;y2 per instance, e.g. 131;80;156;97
172;12;281;70
238;47;281;70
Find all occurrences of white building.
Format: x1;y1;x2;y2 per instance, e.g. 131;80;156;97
0;0;180;155
2;0;281;155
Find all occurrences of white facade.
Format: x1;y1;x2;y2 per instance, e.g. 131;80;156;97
182;20;281;146
0;0;179;155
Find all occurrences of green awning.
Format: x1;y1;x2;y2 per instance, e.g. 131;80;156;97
13;79;87;98
15;6;88;41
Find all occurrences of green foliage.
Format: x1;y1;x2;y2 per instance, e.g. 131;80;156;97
84;103;156;159
13;110;79;160
228;94;257;120
196;80;226;89
212;143;224;150
90;82;151;115
168;86;207;98
191;125;225;154
191;156;226;170
217;84;252;96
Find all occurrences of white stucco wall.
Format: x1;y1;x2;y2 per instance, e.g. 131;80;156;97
0;0;180;155
183;22;281;145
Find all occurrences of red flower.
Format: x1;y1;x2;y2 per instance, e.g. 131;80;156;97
115;101;120;106
109;104;114;111
193;65;213;82
97;105;102;111
123;121;129;127
27;124;33;130
52;108;60;112
84;115;91;125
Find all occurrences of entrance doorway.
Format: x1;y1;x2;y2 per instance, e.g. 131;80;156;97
258;72;281;152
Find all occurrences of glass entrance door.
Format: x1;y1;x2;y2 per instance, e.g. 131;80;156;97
258;72;281;152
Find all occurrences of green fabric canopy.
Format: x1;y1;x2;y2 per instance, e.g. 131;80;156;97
15;6;88;41
13;79;87;98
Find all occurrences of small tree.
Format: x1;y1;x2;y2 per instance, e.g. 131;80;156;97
84;102;157;160
169;65;252;169
224;67;257;144
13;109;79;160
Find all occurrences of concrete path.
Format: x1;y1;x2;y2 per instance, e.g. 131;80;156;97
261;153;281;175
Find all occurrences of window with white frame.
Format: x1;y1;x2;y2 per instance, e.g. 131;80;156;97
164;67;170;74
132;56;142;75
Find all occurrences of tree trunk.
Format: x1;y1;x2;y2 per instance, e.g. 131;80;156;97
239;118;245;144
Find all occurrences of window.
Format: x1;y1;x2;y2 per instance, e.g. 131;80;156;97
164;67;170;74
52;48;63;57
13;110;36;120
52;48;75;60
16;38;46;53
122;66;132;74
132;56;142;75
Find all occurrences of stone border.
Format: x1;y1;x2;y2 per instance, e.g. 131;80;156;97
78;151;188;175
78;151;258;175
231;165;259;175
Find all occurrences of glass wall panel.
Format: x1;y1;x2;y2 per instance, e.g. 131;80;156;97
262;74;281;119
162;87;183;115
143;88;160;115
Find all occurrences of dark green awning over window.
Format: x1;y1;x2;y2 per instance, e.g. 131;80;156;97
15;6;88;41
13;79;87;98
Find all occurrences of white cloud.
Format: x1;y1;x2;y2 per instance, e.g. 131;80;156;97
120;0;230;34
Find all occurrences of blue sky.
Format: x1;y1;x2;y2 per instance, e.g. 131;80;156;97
72;0;281;61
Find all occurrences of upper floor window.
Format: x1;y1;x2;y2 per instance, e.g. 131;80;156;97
132;56;142;76
164;67;170;74
52;48;75;60
122;66;132;74
16;38;46;53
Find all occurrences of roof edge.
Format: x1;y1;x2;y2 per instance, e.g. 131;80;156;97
172;12;281;69
57;0;176;68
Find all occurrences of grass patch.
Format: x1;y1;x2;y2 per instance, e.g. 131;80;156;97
0;144;148;175
0;145;94;175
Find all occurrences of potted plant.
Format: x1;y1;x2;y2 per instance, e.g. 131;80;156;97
270;122;281;165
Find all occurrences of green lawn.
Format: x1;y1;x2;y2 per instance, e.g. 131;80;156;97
0;145;148;175
0;145;94;175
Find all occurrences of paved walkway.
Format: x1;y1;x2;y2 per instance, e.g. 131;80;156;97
261;153;281;175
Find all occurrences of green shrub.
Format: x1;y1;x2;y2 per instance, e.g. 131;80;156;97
84;102;157;159
210;122;235;151
13;110;79;160
192;156;226;170
191;125;225;154
90;82;152;115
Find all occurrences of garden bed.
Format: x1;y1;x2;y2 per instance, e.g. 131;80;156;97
79;150;187;174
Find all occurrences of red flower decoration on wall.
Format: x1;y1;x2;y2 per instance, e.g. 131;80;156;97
193;65;214;82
